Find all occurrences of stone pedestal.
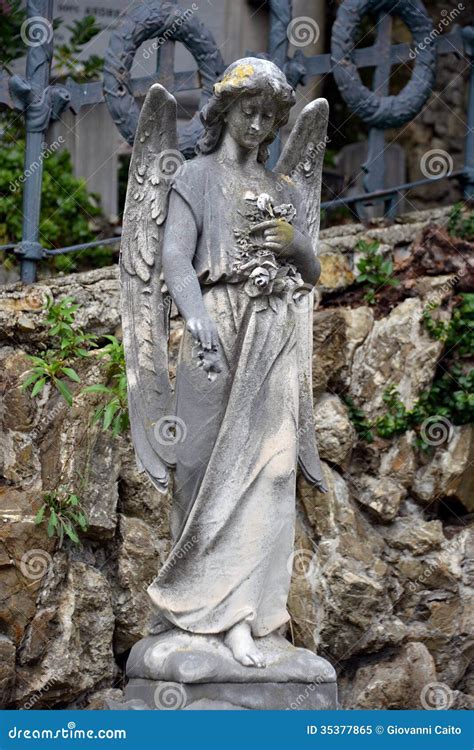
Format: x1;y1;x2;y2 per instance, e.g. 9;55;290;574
113;630;337;710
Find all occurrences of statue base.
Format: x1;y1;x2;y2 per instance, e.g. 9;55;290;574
108;630;338;710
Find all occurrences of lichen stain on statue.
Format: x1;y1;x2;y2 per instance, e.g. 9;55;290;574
119;57;337;710
213;62;255;94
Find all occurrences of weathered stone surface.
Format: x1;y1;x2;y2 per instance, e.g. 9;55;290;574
15;556;116;707
412;425;473;507
127;630;336;684
384;517;445;555
0;636;16;707
125;677;337;710
125;677;338;710
349;298;445;418
347;433;417;522
314;395;357;467
351;473;406;523
319;250;355;291
112;514;163;654
0;267;120;346
340;642;437;709
296;465;394;660
84;688;124;710
0;486;55;646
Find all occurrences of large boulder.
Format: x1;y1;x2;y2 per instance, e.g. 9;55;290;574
15;555;116;707
349;298;445;418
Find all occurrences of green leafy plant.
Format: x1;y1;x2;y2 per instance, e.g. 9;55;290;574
22;296;97;405
22;352;80;406
343;396;374;443
0;144;102;249
423;294;474;354
447;203;474;242
84;335;129;437
0;0;26;73
421;303;448;341
374;386;415;441
0;3;102;82
356;239;399;304
35;488;88;547
53;16;104;83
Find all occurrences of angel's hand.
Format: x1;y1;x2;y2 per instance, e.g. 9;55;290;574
186;315;222;379
186;315;219;351
250;219;303;259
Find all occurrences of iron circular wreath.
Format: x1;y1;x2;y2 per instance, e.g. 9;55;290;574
330;0;436;129
103;1;224;146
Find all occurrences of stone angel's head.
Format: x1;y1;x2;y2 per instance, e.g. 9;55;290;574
197;57;295;164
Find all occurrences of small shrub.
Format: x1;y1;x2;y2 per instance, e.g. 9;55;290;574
35;489;88;547
356;239;399;304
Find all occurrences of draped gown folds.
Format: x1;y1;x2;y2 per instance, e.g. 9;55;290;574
147;154;325;637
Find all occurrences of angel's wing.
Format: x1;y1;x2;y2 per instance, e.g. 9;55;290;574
120;84;179;494
274;98;329;491
275;98;329;246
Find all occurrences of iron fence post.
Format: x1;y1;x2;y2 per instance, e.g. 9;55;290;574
15;0;55;283
462;26;474;199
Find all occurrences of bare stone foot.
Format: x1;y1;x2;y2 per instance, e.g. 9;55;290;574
224;621;266;668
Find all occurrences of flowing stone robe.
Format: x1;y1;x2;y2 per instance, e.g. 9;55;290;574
147;154;324;637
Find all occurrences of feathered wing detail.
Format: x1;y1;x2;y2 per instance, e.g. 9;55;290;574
274;98;329;491
120;84;179;493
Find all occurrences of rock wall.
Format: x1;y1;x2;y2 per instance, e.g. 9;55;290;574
0;206;472;710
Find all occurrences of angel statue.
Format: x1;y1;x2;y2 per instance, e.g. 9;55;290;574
121;58;329;670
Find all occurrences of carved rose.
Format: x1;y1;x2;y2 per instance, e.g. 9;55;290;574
273;203;296;223
256;193;273;213
244;265;276;297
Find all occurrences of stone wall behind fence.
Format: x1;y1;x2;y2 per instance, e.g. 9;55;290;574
0;205;472;710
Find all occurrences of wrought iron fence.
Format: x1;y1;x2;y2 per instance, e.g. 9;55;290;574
0;0;473;283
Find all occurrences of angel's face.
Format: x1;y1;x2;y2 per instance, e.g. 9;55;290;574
224;94;277;151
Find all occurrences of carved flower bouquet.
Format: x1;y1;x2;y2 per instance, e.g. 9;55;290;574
233;192;304;309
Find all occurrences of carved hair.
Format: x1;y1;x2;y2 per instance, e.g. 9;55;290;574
197;57;295;164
